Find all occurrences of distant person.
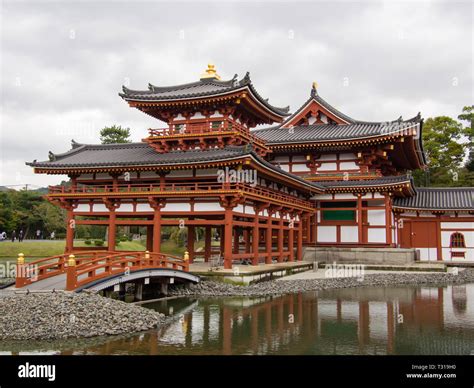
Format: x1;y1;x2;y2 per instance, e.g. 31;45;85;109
19;229;24;242
36;229;41;240
11;230;16;242
50;231;55;240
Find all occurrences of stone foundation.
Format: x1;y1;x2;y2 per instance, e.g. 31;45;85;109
303;247;417;265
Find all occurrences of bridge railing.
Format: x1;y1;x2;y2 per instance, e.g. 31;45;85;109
66;251;189;291
15;251;116;288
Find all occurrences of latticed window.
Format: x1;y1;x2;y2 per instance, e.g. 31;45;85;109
450;232;466;248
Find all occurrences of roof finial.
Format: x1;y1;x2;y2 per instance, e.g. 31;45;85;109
311;81;318;97
200;63;221;80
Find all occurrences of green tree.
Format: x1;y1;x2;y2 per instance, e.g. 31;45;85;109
458;105;473;172
32;201;66;235
100;125;132;144
414;116;467;187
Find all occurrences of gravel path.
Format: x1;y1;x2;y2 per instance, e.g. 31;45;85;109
0;291;165;341
169;269;474;297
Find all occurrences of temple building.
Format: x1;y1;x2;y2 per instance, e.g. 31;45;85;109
27;65;474;265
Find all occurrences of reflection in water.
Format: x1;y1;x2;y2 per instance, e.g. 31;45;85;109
3;283;474;355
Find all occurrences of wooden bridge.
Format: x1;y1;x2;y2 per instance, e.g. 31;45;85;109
13;250;199;292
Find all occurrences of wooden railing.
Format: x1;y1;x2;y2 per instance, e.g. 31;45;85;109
48;182;313;209
148;122;266;147
67;251;188;291
15;251;116;288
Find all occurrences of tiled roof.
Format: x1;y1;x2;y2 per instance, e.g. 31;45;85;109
27;142;324;190
319;175;413;189
119;72;290;117
393;188;474;210
253;120;420;144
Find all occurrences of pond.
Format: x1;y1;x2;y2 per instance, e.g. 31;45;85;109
3;283;474;355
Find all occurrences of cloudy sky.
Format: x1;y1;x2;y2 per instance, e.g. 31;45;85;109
1;0;472;187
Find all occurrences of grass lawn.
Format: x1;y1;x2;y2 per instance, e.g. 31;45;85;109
0;239;204;262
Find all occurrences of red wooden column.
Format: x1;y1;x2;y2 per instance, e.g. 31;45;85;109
297;215;303;261
108;208;116;251
187;224;195;263
153;208;161;253
385;194;393;246
357;194;363;244
252;213;260;265
224;206;234;269
278;214;284;263
266;209;273;264
65;209;74;253
288;220;294;262
204;226;212;262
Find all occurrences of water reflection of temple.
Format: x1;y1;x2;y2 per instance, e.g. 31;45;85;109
147;284;474;355
15;284;473;355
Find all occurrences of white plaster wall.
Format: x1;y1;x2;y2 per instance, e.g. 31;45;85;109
314;194;333;200
339;153;356;160
340;226;358;243
317;162;337;171
441;222;474;229
274;156;289;162
244;205;255;215
292;164;310;172
194;202;222;211
234;205;244;214
333;193;356;200
162;203;190;212
92;204;108;212
373;193;385;199
135;203;153;212
279;164;290;172
118;204;134;212
317;226;337;243
74;204;90;212
339;161;359;170
292;155;306;162
418;248;438;261
368;210;386;226
318;154;337;161
367;228;386;243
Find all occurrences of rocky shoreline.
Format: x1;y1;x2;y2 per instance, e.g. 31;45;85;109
169;269;474;297
0;291;165;341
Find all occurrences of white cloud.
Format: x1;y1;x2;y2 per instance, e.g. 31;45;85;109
0;1;472;187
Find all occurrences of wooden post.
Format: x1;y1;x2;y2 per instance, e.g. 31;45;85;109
66;254;76;291
224;207;233;269
278;215;284;262
205;226;212;262
153;208;161;253
65;209;74;253
385;194;393;246
266;210;273;264
288;223;294;262
108;209;116;251
357;194;363;244
252;215;259;265
297;215;303;261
